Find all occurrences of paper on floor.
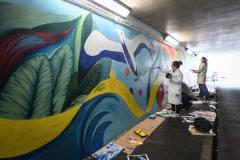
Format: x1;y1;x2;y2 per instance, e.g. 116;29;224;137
156;109;178;118
127;154;149;160
189;111;216;122
182;115;195;123
191;100;205;104
92;142;124;160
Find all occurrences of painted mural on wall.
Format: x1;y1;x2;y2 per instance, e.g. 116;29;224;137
0;0;190;159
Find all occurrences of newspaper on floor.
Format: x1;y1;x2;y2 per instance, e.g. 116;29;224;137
156;108;178;118
191;100;205;104
182;115;196;123
207;101;218;105
189;111;216;122
209;104;216;110
207;101;218;110
92;142;124;160
127;154;149;160
188;125;216;136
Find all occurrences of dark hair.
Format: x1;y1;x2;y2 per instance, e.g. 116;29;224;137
172;61;183;68
201;57;207;64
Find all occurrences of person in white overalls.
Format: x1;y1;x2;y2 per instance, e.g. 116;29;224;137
164;61;183;114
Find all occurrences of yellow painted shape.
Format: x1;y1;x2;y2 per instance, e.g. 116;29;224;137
146;80;161;112
0;105;80;158
85;70;145;117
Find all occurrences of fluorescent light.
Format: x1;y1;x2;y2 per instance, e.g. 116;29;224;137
165;35;179;46
186;48;193;55
185;48;197;56
93;0;130;17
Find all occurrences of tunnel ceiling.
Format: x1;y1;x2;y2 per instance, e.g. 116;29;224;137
121;0;240;55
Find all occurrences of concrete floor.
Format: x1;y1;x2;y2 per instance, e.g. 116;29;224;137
216;88;240;160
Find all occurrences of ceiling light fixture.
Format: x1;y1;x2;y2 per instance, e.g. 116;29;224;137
185;48;197;56
186;48;193;55
92;0;130;18
165;35;179;46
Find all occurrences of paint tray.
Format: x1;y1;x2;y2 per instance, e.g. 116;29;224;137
134;129;148;138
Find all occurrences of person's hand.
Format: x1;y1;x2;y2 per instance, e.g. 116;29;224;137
166;73;172;79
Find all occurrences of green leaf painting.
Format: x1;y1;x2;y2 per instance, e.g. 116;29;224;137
81;13;93;48
62;72;79;111
0;44;75;119
78;64;102;95
0;56;53;119
51;44;73;114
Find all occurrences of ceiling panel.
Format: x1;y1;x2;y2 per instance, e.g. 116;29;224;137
121;0;240;54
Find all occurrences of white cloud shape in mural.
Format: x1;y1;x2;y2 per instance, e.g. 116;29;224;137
84;30;151;77
84;30;122;56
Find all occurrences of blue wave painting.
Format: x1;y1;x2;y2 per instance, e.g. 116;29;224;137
4;93;141;160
